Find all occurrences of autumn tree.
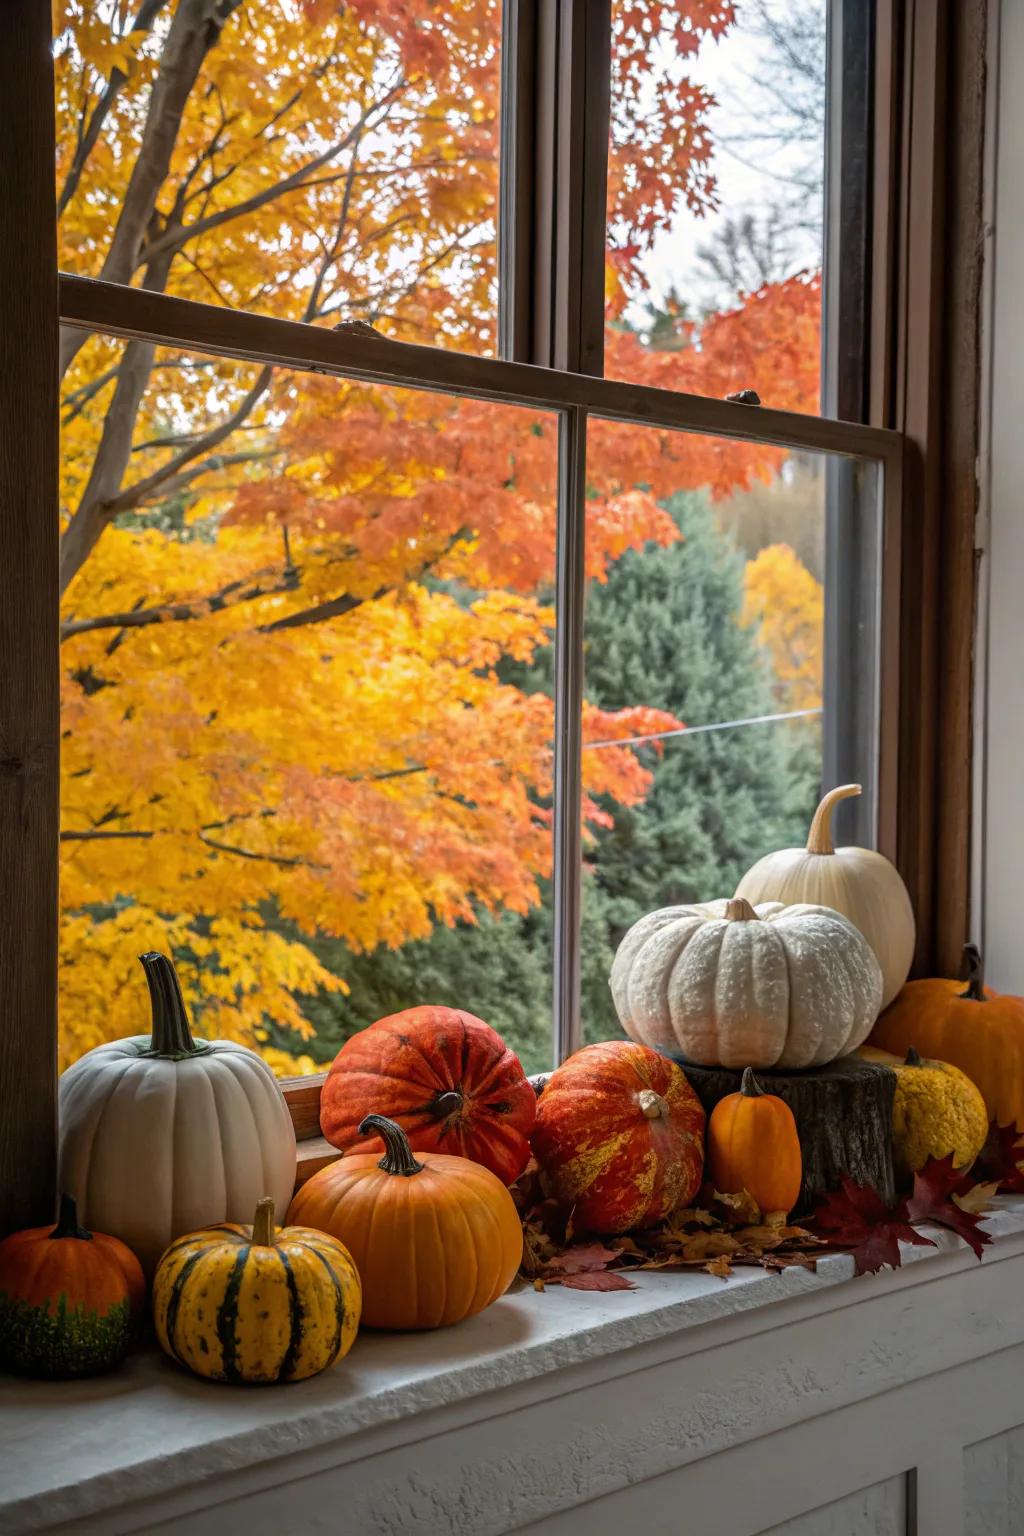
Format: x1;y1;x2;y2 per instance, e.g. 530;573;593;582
55;0;823;1066
742;541;825;712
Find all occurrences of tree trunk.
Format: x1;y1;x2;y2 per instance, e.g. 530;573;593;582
675;1054;897;1215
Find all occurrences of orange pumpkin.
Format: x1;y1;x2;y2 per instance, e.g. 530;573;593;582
707;1068;803;1216
531;1041;705;1234
319;1006;536;1186
0;1195;145;1378
870;945;1024;1131
289;1113;523;1330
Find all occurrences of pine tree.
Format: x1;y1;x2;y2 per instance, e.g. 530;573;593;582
579;491;820;1041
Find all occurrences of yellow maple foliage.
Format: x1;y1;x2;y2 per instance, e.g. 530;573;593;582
741;543;825;713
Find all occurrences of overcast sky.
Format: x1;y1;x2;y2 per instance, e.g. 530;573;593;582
635;2;827;316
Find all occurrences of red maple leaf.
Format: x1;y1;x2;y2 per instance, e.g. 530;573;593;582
975;1120;1024;1192
808;1176;935;1276
904;1153;994;1261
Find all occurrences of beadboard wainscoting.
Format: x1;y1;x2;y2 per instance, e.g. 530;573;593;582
3;1202;1024;1535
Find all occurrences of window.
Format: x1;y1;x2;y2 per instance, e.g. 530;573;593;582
4;0;986;1220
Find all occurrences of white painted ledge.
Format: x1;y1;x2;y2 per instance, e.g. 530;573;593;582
4;1199;1024;1534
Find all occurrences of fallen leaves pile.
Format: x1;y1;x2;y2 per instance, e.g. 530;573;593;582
512;1164;825;1291
512;1149;1005;1291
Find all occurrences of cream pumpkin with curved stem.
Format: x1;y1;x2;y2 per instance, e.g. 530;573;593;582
610;896;883;1070
735;783;915;1009
58;952;297;1274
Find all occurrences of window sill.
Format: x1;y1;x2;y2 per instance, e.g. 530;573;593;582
5;1199;1024;1534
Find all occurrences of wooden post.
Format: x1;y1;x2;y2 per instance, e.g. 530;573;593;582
0;3;59;1232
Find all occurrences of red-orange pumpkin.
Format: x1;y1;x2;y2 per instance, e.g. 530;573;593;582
319;1006;536;1185
531;1041;706;1234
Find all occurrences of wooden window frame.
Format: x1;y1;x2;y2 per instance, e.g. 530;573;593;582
0;0;987;1222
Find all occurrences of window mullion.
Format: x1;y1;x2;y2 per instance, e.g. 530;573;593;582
499;0;610;374
552;406;588;1065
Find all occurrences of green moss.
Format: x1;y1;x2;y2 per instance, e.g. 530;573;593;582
0;1292;134;1379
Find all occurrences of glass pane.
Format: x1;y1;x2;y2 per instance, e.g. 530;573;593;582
606;0;827;410
59;336;567;1078
54;1;500;352
580;417;881;1047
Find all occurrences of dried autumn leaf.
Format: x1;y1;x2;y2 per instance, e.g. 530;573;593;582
953;1182;1000;1215
713;1189;762;1226
704;1254;733;1279
547;1243;621;1277
905;1153;994;1261
560;1270;636;1292
681;1231;741;1261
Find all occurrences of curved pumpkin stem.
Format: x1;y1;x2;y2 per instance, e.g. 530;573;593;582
139;952;205;1058
251;1197;277;1248
805;784;862;855
725;897;759;922
740;1067;764;1098
359;1113;426;1177
49;1193;92;1242
960;943;986;1002
638;1088;667;1120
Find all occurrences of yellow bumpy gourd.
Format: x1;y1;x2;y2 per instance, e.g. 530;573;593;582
886;1048;988;1178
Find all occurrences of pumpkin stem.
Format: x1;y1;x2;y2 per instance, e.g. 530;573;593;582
49;1193;92;1242
139;952;205;1058
960;943;986;1002
359;1113;426;1177
431;1090;464;1121
905;1047;923;1067
638;1088;667;1120
251;1197;276;1247
805;784;862;855
725;897;759;922
740;1067;764;1098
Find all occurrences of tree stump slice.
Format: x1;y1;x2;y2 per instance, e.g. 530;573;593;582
667;1053;897;1215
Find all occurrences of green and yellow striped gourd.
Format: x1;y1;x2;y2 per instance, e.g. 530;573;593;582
152;1197;361;1384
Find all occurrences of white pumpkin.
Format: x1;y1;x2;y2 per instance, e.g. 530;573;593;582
610;896;883;1070
735;783;915;1010
58;952;296;1273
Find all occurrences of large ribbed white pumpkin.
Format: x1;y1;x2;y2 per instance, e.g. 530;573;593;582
610;897;883;1070
58;953;296;1274
735;784;915;1009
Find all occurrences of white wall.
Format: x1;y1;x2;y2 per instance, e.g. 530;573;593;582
982;0;1024;989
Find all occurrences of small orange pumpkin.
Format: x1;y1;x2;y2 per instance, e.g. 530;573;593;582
870;944;1024;1131
707;1068;803;1216
288;1113;523;1330
0;1195;145;1378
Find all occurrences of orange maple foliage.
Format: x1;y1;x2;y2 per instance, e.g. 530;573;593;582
55;0;821;1067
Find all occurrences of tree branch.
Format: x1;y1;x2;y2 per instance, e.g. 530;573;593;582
57;0;171;217
257;588;380;634
138;79;403;269
59;0;244;379
59;829;155;842
99;365;273;520
61;566;300;643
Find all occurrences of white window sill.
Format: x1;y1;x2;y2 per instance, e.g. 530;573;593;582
4;1199;1024;1534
